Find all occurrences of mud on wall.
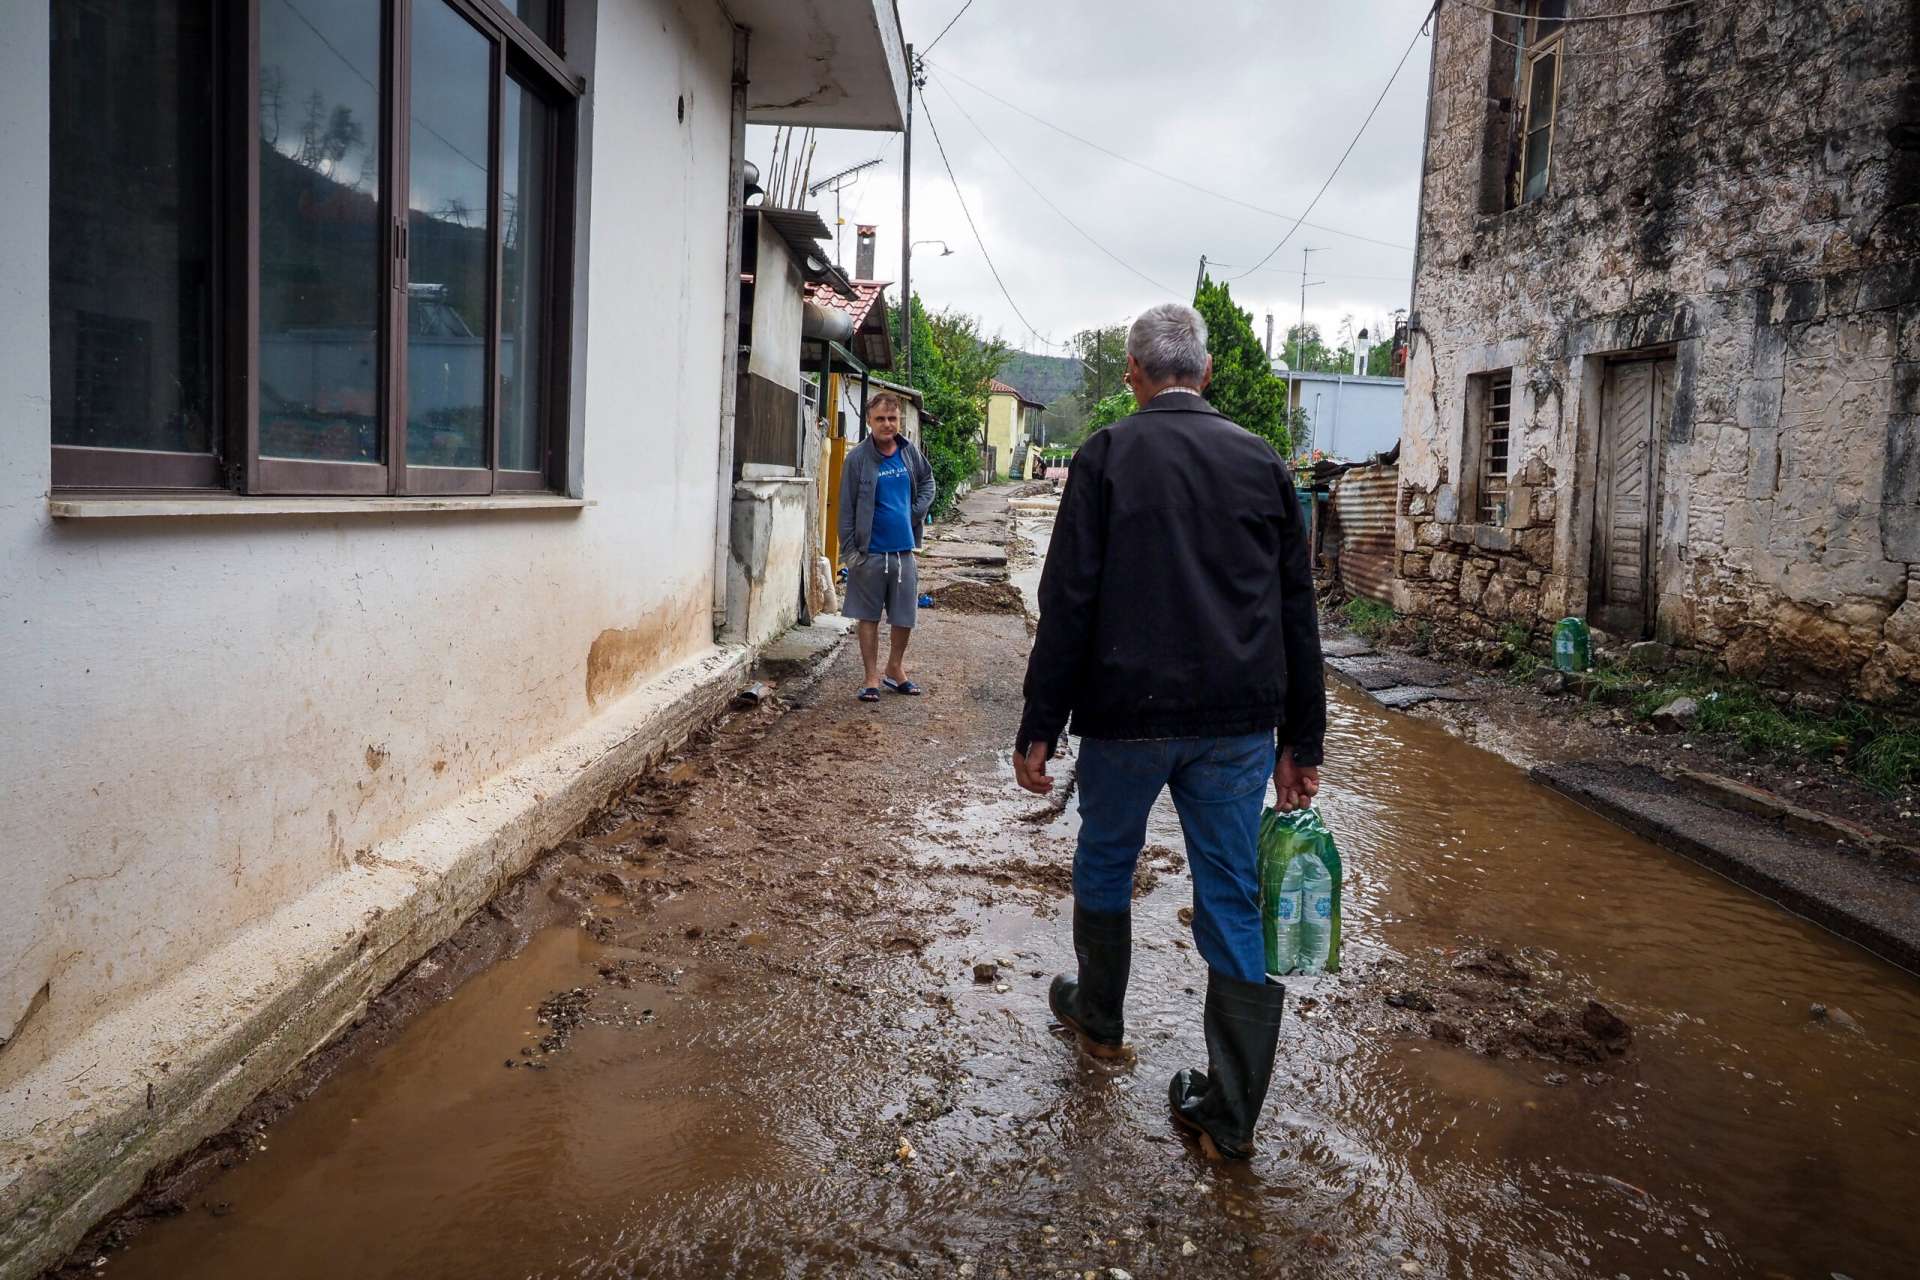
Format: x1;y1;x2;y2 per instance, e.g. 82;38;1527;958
0;0;735;1071
1397;0;1920;698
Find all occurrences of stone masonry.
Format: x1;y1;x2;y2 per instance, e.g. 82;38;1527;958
1398;0;1920;699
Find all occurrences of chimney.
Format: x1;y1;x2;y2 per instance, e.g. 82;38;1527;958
855;224;877;280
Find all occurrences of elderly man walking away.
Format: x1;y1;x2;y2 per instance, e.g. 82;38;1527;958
1012;302;1326;1161
839;391;936;702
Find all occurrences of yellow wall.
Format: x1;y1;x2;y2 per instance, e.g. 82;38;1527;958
986;392;1020;479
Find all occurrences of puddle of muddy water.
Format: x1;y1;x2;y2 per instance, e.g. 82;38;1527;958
94;531;1920;1279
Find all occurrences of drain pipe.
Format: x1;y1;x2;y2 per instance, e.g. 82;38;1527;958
712;26;750;637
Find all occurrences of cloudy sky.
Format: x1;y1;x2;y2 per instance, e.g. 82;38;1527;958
748;0;1435;360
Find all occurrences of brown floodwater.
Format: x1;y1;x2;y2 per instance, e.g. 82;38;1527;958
96;651;1920;1278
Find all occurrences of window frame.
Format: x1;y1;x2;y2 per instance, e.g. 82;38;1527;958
49;0;582;497
49;0;233;491
1469;371;1515;526
1511;2;1564;208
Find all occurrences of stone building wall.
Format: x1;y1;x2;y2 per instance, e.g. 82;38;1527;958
1397;0;1920;699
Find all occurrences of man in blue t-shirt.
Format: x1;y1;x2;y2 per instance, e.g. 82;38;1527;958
838;392;936;701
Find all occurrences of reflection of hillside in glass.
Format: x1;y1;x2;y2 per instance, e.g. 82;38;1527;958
406;0;492;470
500;80;554;472
258;0;382;463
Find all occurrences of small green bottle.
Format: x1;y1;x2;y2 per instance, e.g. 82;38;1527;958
1553;616;1591;672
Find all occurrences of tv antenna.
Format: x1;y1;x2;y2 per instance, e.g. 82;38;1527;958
809;156;886;268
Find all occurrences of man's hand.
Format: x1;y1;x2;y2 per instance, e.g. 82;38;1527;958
1274;748;1320;812
1013;741;1053;795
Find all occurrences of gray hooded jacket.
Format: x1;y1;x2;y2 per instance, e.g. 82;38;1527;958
838;435;936;558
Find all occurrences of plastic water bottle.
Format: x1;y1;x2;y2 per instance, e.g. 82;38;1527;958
1297;855;1335;973
1272;856;1308;976
1553;616;1591;673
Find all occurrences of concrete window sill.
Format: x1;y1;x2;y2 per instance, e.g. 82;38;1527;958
48;494;591;520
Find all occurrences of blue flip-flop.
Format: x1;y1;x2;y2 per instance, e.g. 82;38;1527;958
857;687;882;702
883;677;923;696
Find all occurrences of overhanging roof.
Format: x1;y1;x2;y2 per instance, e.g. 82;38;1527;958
750;207;858;299
732;0;909;131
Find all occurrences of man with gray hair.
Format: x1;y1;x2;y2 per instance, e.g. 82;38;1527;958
1012;301;1325;1162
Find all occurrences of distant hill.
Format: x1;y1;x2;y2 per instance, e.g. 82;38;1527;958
996;350;1083;408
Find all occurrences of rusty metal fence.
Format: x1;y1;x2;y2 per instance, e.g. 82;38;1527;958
1327;461;1399;606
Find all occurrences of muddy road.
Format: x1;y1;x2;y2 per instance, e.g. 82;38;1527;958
88;503;1920;1280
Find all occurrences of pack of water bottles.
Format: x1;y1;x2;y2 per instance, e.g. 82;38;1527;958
1259;807;1342;977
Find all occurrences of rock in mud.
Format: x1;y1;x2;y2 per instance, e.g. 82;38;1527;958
1579;999;1632;1048
1386;990;1436;1013
1449;948;1531;984
1651;696;1700;733
972;961;1000;983
1811;1003;1865;1034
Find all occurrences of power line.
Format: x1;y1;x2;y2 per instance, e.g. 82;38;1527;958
1211;264;1414;284
917;92;1059;349
1447;0;1696;20
922;0;977;55
928;60;1414;254
1228;7;1433;281
930;76;1175;297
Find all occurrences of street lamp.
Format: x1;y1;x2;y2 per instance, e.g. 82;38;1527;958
911;240;954;257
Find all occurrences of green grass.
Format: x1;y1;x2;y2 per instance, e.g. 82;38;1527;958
1855;730;1920;794
1342;597;1397;641
1537;656;1920;793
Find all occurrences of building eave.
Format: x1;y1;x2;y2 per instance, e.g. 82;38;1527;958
733;0;908;132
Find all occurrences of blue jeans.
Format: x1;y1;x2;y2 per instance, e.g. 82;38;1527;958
1073;732;1276;983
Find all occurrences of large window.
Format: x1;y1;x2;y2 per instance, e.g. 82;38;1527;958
1513;1;1564;206
50;0;580;495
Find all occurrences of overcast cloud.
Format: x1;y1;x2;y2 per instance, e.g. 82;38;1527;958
748;0;1435;360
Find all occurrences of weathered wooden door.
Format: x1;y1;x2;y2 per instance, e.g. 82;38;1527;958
1590;358;1672;638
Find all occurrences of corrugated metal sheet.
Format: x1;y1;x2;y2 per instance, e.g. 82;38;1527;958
1332;462;1399;606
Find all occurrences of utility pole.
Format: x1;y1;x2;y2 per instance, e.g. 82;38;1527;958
900;44;917;382
1265;312;1274;359
1193;254;1208;299
1292;246;1324;440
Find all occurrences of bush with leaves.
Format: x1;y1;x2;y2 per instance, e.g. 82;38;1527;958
1194;277;1291;455
889;294;1008;518
1085;390;1135;434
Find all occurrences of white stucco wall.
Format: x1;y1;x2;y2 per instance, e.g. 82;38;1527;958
0;0;736;1065
747;218;806;393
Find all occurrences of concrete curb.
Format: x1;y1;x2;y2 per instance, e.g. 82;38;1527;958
1533;760;1920;976
0;646;749;1280
753;614;853;705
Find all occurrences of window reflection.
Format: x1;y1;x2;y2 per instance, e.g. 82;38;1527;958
500;80;553;473
406;0;492;470
515;1;556;46
51;0;215;455
258;0;384;462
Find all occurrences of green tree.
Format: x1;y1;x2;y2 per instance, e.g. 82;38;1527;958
1084;390;1135;434
1365;339;1396;377
1195;276;1290;454
1283;322;1353;375
890;294;1008;517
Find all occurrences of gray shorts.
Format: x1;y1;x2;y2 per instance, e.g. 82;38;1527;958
843;549;919;628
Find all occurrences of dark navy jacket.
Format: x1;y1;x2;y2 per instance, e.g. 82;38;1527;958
1015;391;1326;766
